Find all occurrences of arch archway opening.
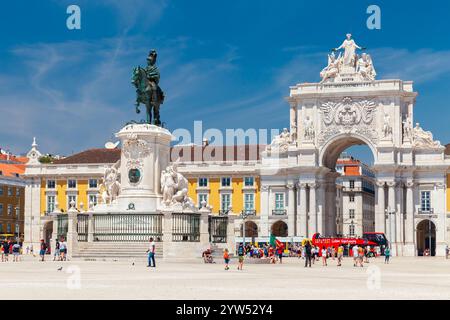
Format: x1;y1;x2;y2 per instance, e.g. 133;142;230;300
271;220;288;237
416;220;436;256
43;221;53;246
320;135;376;238
241;221;258;238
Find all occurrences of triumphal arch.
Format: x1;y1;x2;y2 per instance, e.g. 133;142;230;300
261;34;446;256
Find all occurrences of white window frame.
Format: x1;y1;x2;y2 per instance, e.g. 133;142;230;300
47;195;56;213
67;195;77;210
198;193;208;208
349;209;355;219
420;190;431;212
220;193;232;212
7;204;13;215
244;193;255;211
275;193;285;210
88;179;98;189
67;179;77;189
221;177;232;188
7;187;13;196
46;179;56;189
244;176;254;187
198;177;208;188
349;224;355;236
0;203;3;214
88;194;98;207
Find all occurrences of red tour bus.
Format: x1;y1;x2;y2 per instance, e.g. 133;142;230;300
311;232;388;256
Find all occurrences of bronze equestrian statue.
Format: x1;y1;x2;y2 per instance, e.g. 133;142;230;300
132;49;165;125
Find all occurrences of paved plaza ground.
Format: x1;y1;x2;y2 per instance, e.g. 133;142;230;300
0;255;449;299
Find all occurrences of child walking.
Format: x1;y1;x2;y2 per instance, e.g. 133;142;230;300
223;248;230;270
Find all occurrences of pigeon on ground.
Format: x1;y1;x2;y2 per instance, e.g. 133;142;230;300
57;267;63;271
132;262;135;266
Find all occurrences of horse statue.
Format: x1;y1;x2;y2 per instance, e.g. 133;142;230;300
131;49;165;125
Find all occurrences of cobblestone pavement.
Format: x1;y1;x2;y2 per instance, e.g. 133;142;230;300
0;255;449;299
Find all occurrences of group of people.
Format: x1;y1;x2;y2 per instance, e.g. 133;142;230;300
50;238;68;262
1;239;22;262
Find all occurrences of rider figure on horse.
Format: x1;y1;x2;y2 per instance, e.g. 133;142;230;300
146;50;160;104
132;49;165;126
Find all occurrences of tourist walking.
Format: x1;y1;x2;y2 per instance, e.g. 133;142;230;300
337;245;344;266
147;237;156;267
237;243;245;270
321;247;328;266
59;238;67;261
304;241;312;268
352;245;359;267
223;248;230;270
276;244;284;264
39;239;47;262
358;246;365;267
53;240;60;261
2;240;10;262
384;247;391;264
331;246;336;260
12;242;21;262
310;246;316;264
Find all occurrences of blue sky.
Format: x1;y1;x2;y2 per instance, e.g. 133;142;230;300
1;0;450;165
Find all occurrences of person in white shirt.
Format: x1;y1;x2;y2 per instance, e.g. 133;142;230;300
147;237;156;267
321;247;327;266
352;245;359;267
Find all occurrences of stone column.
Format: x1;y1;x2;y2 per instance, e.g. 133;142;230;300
298;183;307;237
287;183;296;237
260;185;270;237
395;182;404;246
87;213;94;243
404;181;415;255
66;210;79;259
50;214;59;256
162;210;172;259
387;181;397;253
316;183;325;235
308;183;317;236
199;210;210;245
375;181;386;234
227;214;236;255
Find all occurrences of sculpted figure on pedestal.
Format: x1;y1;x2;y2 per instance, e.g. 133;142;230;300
412;122;442;148
304;116;315;140
356;53;376;81
160;164;196;210
101;161;121;204
333;33;365;69
383;113;392;138
320;52;341;83
267;128;292;152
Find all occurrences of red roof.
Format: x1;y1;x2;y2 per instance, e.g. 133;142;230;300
52;148;121;164
49;144;265;165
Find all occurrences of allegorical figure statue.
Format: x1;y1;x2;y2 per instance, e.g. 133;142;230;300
132;49;165;125
334;33;364;68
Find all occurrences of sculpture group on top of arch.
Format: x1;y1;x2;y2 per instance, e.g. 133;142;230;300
320;34;376;83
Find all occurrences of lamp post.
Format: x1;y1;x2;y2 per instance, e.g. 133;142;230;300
240;209;251;246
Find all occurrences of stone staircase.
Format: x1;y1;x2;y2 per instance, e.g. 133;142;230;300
72;242;163;261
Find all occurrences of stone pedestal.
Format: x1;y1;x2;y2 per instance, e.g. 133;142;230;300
96;123;173;213
66;210;78;259
227;215;236;255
